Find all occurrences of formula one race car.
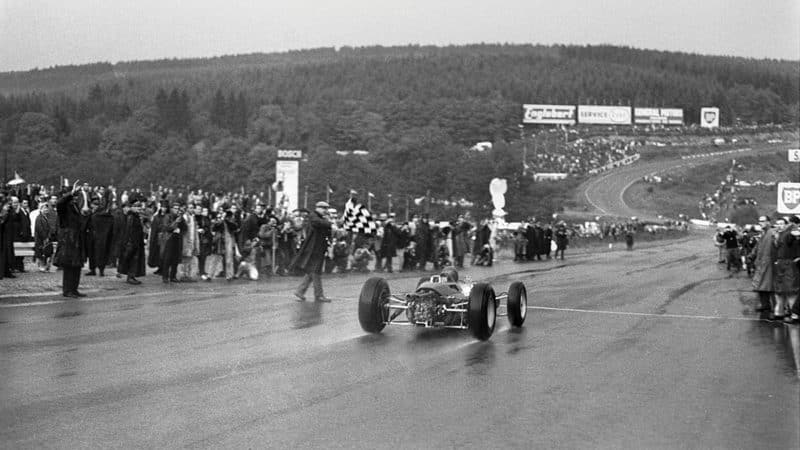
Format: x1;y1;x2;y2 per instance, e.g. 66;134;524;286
358;268;527;340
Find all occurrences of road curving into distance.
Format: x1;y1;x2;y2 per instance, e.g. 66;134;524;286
578;144;786;222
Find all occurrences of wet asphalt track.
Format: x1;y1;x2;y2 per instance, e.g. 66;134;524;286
1;232;798;449
2;142;799;448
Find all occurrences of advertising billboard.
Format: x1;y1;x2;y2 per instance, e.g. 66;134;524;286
577;105;632;125
275;149;302;211
522;104;576;125
700;107;720;128
635;108;684;125
661;108;684;125
778;183;800;214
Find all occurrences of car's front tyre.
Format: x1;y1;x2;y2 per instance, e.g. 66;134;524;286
359;277;389;333
468;283;496;340
507;281;527;327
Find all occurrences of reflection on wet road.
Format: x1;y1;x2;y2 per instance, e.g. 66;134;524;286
0;232;798;448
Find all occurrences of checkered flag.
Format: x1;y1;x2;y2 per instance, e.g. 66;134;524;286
342;198;378;235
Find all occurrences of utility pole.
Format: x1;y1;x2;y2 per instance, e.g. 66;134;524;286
1;129;7;183
518;124;527;175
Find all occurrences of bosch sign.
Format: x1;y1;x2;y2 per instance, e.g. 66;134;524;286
277;149;303;159
522;104;576;125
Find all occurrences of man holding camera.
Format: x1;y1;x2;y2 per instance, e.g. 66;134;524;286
54;180;90;297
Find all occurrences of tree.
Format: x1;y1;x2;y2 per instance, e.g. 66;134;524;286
122;136;195;187
98;111;160;176
196;137;250;192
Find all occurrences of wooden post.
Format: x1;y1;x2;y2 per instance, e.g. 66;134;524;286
424;190;430;215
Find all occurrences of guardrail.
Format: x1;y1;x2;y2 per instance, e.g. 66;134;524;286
588;153;641;175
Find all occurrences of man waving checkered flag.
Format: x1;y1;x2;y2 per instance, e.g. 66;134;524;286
342;192;378;235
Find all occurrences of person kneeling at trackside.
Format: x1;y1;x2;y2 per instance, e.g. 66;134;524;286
771;217;800;324
291;201;333;303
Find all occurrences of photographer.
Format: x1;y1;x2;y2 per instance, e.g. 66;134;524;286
0;193;16;279
53;180;90;297
158;202;185;283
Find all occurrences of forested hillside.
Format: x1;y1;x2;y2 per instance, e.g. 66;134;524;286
0;44;797;217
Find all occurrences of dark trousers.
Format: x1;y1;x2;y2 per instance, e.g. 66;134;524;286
296;271;323;299
197;254;207;275
62;266;81;295
758;291;773;309
162;263;178;281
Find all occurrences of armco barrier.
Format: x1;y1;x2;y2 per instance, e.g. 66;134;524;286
680;148;752;160
588;153;641;175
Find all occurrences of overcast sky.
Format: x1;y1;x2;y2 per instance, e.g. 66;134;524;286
1;0;798;72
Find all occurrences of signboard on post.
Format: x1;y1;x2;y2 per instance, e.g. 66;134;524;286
777;182;800;214
522;104;576;125
275;149;302;212
700;107;719;128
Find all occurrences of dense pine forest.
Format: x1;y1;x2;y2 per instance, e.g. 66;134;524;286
0;44;797;217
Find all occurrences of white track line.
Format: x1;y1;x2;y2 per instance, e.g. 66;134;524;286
0;291;339;308
529;305;765;322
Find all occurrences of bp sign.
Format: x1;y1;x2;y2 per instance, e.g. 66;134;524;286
777;182;800;214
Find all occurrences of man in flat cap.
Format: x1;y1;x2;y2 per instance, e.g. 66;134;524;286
291;200;333;302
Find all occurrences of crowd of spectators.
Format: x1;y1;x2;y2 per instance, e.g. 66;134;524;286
0;178;693;293
0;183;510;290
530;132;640;175
714;215;800;325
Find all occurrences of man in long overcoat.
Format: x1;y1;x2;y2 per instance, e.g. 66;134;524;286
117;199;146;284
147;201;168;273
88;194;115;276
291;201;332;302
772;217;800;323
415;214;432;271
750;216;775;313
159;203;185;283
54;182;90;297
110;201;127;268
379;213;399;273
0;194;16;278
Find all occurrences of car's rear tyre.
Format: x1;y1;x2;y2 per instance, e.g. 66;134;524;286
507;281;527;327
468;283;496;340
359;277;389;333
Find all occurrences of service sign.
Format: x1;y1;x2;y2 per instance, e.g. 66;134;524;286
777;182;800;214
577;105;632;125
787;149;800;162
700;107;719;128
522;104;576;125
